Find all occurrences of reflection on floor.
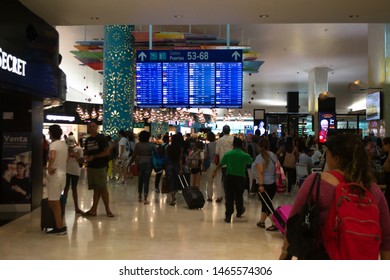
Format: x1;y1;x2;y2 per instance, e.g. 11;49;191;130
0;169;295;260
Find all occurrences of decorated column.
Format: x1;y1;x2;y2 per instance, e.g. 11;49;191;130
103;25;135;136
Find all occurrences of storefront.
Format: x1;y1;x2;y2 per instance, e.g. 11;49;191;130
0;1;61;215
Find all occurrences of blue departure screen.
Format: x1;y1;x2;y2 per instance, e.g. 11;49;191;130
215;62;243;108
189;63;215;108
135;50;243;108
136;63;162;107
162;63;189;108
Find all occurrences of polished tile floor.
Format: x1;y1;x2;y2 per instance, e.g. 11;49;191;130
0;169;294;260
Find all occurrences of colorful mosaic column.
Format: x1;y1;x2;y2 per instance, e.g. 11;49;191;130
103;25;135;136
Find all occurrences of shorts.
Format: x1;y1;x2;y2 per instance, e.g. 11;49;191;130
87;167;108;190
47;170;66;201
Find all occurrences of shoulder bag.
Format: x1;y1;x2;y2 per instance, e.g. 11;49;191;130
286;173;322;259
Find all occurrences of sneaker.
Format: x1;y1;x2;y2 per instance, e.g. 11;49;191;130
46;227;67;235
236;206;246;218
224;217;231;223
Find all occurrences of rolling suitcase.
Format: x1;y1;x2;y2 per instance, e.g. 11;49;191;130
258;191;292;235
161;175;170;194
41;195;66;231
179;175;205;209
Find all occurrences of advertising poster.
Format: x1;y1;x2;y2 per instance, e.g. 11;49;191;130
318;112;336;144
253;119;266;137
244;125;253;135
0;132;32;211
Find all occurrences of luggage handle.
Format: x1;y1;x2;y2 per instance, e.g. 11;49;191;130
258;190;275;215
178;175;189;189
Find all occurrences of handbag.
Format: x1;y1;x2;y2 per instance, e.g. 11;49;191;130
161;176;170;194
270;155;286;193
286;173;321;259
214;154;220;165
275;160;286;193
130;164;139;177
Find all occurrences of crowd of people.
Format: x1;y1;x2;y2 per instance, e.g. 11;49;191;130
36;122;390;260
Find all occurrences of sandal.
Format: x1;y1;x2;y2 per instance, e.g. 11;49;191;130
143;200;150;205
169;200;176;206
266;225;279;231
82;210;96;217
256;221;266;228
107;212;115;218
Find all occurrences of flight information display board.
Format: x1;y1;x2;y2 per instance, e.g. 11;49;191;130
189;62;215;107
162;62;189;107
136;63;162;107
215;62;242;108
136;49;243;108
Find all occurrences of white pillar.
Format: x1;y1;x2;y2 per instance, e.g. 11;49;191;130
308;67;329;133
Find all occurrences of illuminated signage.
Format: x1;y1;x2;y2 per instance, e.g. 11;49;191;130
136;49;243;108
46;115;76;122
0;47;27;76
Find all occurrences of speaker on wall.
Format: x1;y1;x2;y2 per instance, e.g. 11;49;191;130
318;97;336;112
287;91;299;112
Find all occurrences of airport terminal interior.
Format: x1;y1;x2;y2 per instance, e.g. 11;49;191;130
1;1;390;261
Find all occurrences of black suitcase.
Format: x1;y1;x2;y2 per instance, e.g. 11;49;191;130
179;175;205;209
41;195;66;231
161;175;170;194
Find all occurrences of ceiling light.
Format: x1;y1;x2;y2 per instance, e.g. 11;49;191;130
174;15;183;18
90;17;100;21
259;15;269;18
349;15;359;18
319;91;335;100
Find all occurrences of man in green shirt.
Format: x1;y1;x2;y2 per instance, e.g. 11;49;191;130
213;137;253;223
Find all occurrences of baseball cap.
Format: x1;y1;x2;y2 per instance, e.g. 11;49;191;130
66;135;76;147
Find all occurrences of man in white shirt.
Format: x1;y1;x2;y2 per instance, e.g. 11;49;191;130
215;125;234;202
299;147;314;174
47;124;68;235
311;149;323;166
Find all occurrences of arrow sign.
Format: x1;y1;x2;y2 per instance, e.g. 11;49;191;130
138;52;147;61
232;51;241;60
